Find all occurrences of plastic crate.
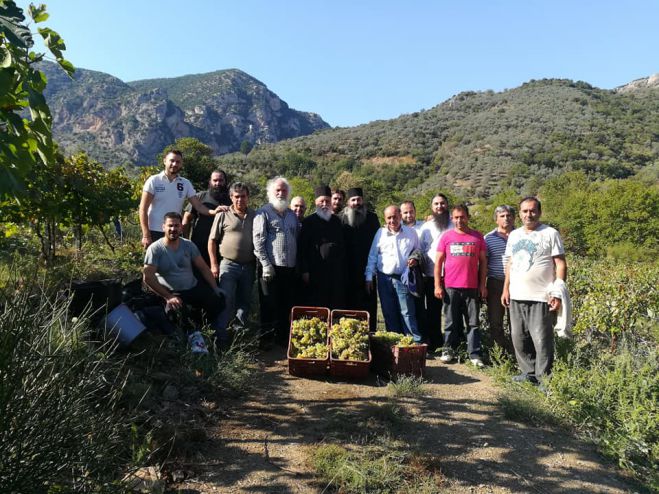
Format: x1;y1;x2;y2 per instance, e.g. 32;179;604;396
370;337;428;378
329;310;372;379
287;306;330;377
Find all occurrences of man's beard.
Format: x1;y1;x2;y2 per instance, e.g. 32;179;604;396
315;207;332;222
433;210;449;230
269;196;289;212
343;204;367;228
209;186;229;202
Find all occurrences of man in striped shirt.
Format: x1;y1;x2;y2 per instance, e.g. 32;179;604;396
484;205;515;354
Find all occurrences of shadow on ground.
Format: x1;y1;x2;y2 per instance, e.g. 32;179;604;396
164;347;639;494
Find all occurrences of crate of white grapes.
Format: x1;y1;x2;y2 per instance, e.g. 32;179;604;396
288;306;330;377
329;310;371;379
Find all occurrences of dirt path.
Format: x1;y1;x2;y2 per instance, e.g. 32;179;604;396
167;348;637;493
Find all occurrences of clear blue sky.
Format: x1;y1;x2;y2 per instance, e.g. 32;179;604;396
19;0;659;127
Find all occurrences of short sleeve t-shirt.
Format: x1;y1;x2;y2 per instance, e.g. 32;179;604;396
437;229;486;289
418;219;453;277
144;238;200;292
484;229;508;280
505;224;565;302
143;172;196;231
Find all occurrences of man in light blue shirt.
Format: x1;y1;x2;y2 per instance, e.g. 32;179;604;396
365;205;422;341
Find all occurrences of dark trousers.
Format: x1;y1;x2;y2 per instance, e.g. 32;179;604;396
420;276;443;351
486;277;514;354
258;265;296;343
510;300;555;378
442;287;482;359
345;276;378;331
172;282;226;340
149;230;165;242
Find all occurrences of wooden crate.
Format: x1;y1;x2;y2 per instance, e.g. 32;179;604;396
287;306;330;377
329;309;371;379
370;337;428;378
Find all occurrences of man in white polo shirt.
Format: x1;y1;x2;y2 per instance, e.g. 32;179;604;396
139;149;218;249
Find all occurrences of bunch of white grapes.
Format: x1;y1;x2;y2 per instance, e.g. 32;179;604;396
371;331;416;347
330;317;369;361
290;317;328;358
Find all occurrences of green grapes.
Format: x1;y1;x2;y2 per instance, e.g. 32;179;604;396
371;331;418;347
397;335;415;347
330;317;369;361
371;330;403;345
290;317;328;358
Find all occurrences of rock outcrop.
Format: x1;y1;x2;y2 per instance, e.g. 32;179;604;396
40;62;330;165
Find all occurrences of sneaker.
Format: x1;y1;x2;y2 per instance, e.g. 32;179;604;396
439;351;454;363
470;357;485;368
188;331;209;354
512;373;538;384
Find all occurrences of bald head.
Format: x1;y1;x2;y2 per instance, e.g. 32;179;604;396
290;196;307;220
383;205;402;232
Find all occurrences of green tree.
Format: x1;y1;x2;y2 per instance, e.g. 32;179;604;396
2;152;134;260
540;172;659;255
158;137;216;189
239;139;252;155
0;1;74;198
288;176;314;211
59;153;134;250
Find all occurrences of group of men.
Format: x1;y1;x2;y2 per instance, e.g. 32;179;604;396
138;149;568;383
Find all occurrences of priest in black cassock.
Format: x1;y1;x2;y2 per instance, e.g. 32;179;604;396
339;187;381;331
297;185;347;310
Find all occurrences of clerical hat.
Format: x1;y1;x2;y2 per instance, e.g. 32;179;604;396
314;185;331;198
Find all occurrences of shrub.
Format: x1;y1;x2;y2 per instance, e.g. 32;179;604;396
311;441;443;494
0;281;132;492
494;257;659;490
547;338;658;486
387;375;427;398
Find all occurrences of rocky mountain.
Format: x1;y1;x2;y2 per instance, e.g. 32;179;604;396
615;73;659;93
40;62;330;166
218;77;659;199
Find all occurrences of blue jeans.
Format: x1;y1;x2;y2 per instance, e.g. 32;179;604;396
217;259;255;331
442;287;482;358
376;272;422;342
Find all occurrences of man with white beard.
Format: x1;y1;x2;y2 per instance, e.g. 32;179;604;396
340;188;381;330
298;186;347;309
253;177;300;345
418;194;453;352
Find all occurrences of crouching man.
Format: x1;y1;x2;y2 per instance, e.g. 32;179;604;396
143;212;226;353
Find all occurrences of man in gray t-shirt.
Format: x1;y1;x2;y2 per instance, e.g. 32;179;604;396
143;212;226;350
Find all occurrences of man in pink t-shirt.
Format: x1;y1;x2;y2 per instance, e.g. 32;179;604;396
434;205;488;366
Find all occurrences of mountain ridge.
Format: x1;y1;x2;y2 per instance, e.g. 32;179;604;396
40;62;330;166
216;77;659;198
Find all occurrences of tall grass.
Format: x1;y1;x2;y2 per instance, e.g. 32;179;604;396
548;338;658;487
0;280;132;493
491;258;659;490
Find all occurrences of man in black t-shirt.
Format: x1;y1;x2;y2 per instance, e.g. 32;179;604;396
183;169;231;266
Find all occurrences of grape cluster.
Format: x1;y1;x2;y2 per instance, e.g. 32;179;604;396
330;317;369;361
371;331;417;347
290;317;328;359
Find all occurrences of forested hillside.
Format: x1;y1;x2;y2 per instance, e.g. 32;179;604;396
219;78;659;199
